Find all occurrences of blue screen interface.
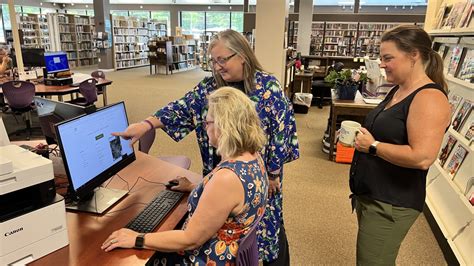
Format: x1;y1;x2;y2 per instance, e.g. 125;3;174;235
44;52;70;73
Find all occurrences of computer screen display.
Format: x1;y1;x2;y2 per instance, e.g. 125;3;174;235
55;102;135;202
44;52;69;74
11;48;46;68
34;96;86;145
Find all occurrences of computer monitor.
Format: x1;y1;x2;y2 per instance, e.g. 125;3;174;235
54;102;135;214
34;97;87;145
44;52;69;74
11;48;46;68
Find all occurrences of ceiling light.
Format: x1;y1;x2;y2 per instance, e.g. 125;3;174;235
53;3;56;6
229;6;232;10
385;7;388;11
85;5;89;8
71;3;74;6
410;5;413;9
40;2;43;6
402;5;405;9
140;5;143;9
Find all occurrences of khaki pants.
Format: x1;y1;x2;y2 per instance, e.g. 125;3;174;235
355;196;420;266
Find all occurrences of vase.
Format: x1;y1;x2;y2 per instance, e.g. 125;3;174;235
337;84;358;100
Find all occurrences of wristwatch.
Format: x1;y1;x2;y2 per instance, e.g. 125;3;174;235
135;233;146;249
267;172;280;180
369;141;380;156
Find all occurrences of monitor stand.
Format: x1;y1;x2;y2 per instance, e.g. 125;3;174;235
66;187;128;214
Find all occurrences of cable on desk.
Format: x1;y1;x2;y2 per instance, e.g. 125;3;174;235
128;176;166;193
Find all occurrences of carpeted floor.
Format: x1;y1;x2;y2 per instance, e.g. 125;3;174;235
2;65;447;265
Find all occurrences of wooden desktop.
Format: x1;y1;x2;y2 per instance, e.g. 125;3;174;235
29;151;202;266
0;77;112;103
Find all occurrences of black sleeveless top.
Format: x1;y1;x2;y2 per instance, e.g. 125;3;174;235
349;83;446;212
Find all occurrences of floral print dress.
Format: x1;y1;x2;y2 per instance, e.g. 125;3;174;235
149;157;268;265
155;71;300;262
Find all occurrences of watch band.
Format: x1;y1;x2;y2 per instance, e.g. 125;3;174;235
369;141;380;156
267;172;280;180
142;119;154;130
135;233;146;249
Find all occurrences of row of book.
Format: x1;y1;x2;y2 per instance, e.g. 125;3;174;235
433;0;473;30
438;43;474;83
438;94;473;179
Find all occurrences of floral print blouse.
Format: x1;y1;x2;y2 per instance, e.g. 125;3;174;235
155;71;299;262
150;156;268;265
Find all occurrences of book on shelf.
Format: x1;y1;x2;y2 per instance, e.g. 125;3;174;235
452;99;472;131
459;112;473;142
443;46;454;70
434;2;448;29
438;134;458;167
437;44;447;58
444;1;468;29
445;143;469;178
457;47;474;83
458;2;473;28
448;93;464;121
447;45;462;76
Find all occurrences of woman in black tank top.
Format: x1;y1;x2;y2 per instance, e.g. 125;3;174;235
349;25;450;265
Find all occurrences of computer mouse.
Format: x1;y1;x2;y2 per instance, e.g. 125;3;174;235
165;180;179;189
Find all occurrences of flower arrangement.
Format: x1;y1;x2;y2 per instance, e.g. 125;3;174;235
324;69;368;100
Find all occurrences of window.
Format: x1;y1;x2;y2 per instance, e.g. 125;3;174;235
22;6;40;14
151;11;171;35
206;12;230;32
231;12;243;32
129;10;150;19
181;11;205;38
67;9;87;15
41;8;57;15
111;10;129;17
2;5;22;30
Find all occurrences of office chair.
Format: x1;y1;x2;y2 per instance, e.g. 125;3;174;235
138;129;192;170
235;207;266;266
68;78;97;106
1;80;36;139
91;70;107;105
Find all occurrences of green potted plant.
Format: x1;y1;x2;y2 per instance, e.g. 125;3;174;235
324;69;368;100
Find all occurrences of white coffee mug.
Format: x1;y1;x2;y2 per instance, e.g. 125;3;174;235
339;120;361;147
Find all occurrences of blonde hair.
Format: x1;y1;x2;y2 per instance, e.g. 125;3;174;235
207;87;266;158
208;29;265;94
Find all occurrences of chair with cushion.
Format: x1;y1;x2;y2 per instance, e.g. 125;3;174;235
2;80;36;139
139;129;192;170
69;78;97;106
91;70;107;105
235;224;260;266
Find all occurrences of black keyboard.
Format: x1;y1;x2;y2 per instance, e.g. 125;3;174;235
125;190;184;233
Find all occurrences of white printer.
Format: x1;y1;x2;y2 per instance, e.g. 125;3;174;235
0;144;69;265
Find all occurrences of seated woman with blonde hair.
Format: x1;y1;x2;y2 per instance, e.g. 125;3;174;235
102;87;269;265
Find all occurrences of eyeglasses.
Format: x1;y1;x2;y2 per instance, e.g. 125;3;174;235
208;53;237;67
203;120;214;128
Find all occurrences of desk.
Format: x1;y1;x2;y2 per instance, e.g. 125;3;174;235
329;98;377;160
0;78;112;104
29;151;201;266
292;70;314;95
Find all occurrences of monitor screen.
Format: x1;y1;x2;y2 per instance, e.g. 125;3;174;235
55;102;135;213
44;52;69;74
34;96;86;145
11;48;45;68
